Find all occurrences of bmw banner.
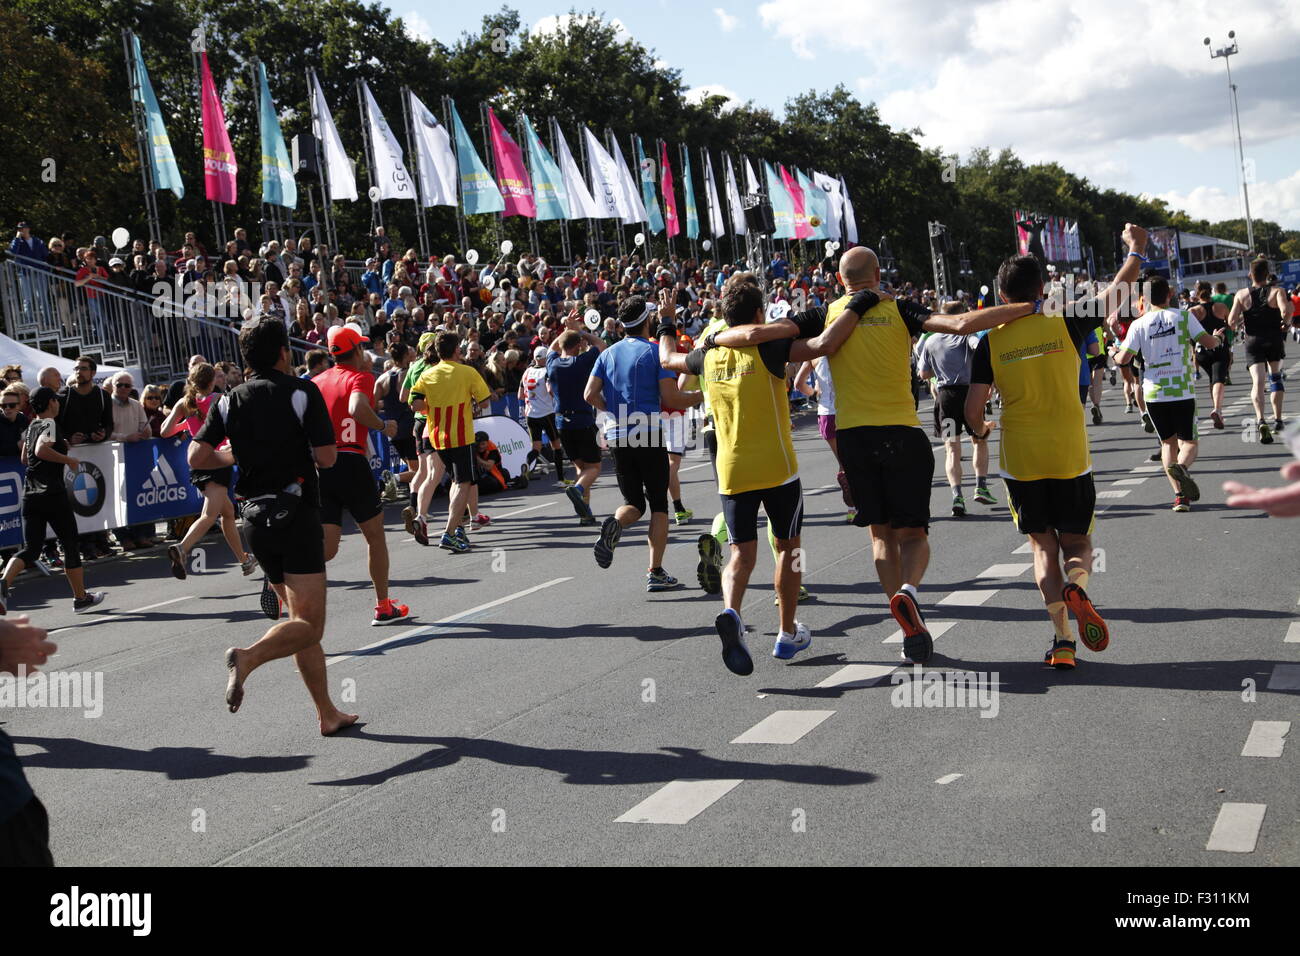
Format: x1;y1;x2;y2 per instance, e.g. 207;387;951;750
124;436;202;523
67;441;127;533
0;457;24;549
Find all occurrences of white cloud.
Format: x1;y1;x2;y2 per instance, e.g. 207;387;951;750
1153;169;1300;227
532;13;630;43
714;8;739;32
402;11;434;44
654;59;669;70
686;84;742;112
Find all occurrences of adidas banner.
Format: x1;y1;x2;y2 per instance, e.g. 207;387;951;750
123;436;203;524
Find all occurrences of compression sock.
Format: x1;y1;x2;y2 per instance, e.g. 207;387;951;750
673;499;685;514
766;518;778;562
976;475;988;488
1067;567;1090;592
951;484;963;498
1047;601;1071;640
711;511;728;546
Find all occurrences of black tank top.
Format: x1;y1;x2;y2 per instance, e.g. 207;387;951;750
1194;299;1225;335
380;367;414;428
1243;286;1283;339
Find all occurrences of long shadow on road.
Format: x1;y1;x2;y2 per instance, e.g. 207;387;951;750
7;735;310;778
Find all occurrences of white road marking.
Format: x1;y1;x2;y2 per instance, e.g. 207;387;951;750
938;590;998;607
815;664;897;689
1205;803;1267;853
49;595;195;634
730;710;835;744
1012;542;1032;555
678;462;713;473
976;563;1031;578
1241;721;1290;758
1113;477;1149;486
614;779;744;824
325;577;573;666
123;595;194;614
883;620;957;645
1286;621;1300;641
1132;464;1163;473
1265;664;1300;690
935;773;963;785
490;502;555;520
1096;489;1131;499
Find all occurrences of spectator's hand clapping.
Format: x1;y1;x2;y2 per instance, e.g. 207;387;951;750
0;616;57;676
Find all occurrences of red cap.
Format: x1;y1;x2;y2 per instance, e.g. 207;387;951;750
327;324;369;355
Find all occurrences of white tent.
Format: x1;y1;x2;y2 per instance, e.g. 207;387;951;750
0;332;133;389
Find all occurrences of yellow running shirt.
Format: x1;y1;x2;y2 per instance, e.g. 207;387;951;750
409;360;491;450
825;294;925;429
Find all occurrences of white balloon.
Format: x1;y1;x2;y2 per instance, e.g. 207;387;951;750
832;241;841;251
500;240;514;255
701;240;712;251
482;275;496;291
111;227;130;250
824;241;835;256
634;232;645;247
584;308;602;331
466;249;479;265
368;186;381;202
766;301;791;322
980;285;989;296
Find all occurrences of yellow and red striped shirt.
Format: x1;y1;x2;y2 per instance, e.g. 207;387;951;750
410;360;491;450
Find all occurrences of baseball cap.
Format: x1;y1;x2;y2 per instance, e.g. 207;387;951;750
16;221;30;230
327;324;369;355
109;257;124;267
30;386;58;414
417;331;438;355
532;346;547;361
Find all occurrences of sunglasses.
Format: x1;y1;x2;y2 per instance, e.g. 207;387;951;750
143;396;160;403
115;382;133;389
1;403;18;410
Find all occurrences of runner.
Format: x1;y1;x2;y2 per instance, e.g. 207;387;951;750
400;332;443;546
796;356;855;522
159;363;257;580
374;341;418;496
1190;281;1231;430
0;388;107;615
916;303;995;517
1116;273;1227;512
188;318;357;735
1228;257;1294;442
964;224;1150;669
520;346;566;483
584;295;703;592
313;325;410;624
546;326;606;526
408;332;492;554
658;305;696;525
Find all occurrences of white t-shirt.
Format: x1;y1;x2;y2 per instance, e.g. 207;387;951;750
1120;307;1205;403
521;364;555;418
814;355;836;416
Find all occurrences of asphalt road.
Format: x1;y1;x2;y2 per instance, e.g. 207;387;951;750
5;357;1298;866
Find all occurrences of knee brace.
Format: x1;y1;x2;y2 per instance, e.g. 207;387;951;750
1267;372;1284;393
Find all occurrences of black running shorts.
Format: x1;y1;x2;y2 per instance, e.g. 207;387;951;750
611;443;669;515
721;479;804;544
933;384;973;438
560;425;600;464
1147;398;1198;442
249;504;325;584
527;414;558;443
1244;335;1284;365
319;451;382;526
1004;473;1096;536
436;443;479;485
837;425;935;530
1196;346;1230;385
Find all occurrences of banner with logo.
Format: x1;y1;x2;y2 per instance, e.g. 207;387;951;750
67;442;127;533
257;62;296;210
660;141;680;239
473;415;530;479
487;107;536;218
450;101;505;215
361;80;414;201
520;113;568;221
130;34;184;199
634;135;664;233
0;458;23;549
123;436;201;524
199;52;238;204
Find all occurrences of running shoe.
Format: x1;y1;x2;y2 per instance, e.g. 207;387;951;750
889;589;933;664
1148;451;1162;462
646;568;680;592
167;544;187;580
674;508;694;525
372;599;410;626
773;585;811;605
1141;411;1155;434
1044;638;1077;670
579;515;596;526
1211;409;1225;430
566;485;593;522
1260;422;1274;444
559;478;575;487
1125;404;1134;414
453;526;469;546
984;401;993;415
1091;406;1103;425
73;591;107;614
1272;417;1284;433
715;609;753;676
382;473;400;501
1172;495;1190;512
1062;582;1108;652
1109;371;1117;385
413;517;429;547
240;554;259;577
402;506;418;537
845;510;857;524
772;621;812;660
440;532;470;554
473;513;491;527
594;516;622;569
696;534;723;594
259;577;281;620
1165;462;1200;502
951;494;967;517
973;485;997;505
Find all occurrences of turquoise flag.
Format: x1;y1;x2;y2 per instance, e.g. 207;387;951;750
765;161;794;239
797;169;824;239
257;63;296;209
681;146;699;240
635;136;665;234
521;114;568;221
450;101;504;215
130;34;183;199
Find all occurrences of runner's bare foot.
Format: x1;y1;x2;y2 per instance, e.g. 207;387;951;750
320;711;359;736
225;647;247;713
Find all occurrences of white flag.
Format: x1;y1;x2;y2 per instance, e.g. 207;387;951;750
554;123;602;219
309;71;357;203
724;154;747;236
583;127;629;220
812;172;842;240
407;91;457;207
839;175;858;243
703;151;725;237
360;81;412;201
610;135;647;225
742;157;760;197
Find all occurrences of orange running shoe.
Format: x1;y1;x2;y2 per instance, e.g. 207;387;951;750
1062;583;1108;652
889;589;933;664
1044;638;1077;670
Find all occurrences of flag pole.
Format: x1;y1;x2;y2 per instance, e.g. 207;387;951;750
122;30;162;245
680;142;696;265
443;96;470;257
606;129;625;262
400;87;429;261
479;102;503;254
577;125;600;262
356;81;383;235
548;117;572;267
516;113;540;258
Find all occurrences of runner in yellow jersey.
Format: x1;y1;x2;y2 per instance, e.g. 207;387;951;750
965;224;1150;669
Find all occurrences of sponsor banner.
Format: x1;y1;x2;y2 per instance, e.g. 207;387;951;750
124;436;201;524
474;415;530;479
66;442;127;533
0;458;24;549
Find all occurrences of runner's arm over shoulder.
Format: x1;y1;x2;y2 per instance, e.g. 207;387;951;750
800;290;882;358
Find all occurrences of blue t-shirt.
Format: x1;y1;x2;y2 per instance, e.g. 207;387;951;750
547;348;600;429
1080;329;1098;387
591;337;672;442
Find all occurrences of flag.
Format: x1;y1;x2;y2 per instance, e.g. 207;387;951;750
449;101;504;215
840;176;857;243
360;81;413;201
555;123;602;219
255;63;295;209
487;107;535;218
765;162;795;239
408;91;457;207
130;35;183;199
724;154;747;236
583;127;627;219
309;70;357;202
743;157;760;196
797;169;824;239
680;146;699;240
199;52;236;204
610;135;647;225
702;151;724;238
634;136;664;233
780;165;810;239
521;114;568;221
812;172;842;239
661;142;680;239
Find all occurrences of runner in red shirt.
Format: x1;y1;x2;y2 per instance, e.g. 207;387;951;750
313;325;409;625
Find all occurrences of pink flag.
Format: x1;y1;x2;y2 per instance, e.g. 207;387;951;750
487;107;535;218
660;142;680;238
780;165;811;239
199;52;237;205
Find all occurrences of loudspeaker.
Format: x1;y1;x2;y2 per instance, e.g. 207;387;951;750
744;201;775;236
292;134;321;183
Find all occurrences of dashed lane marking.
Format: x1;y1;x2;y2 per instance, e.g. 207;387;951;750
614;779;744;824
976;563;1031;578
1241;721;1289;758
1206;803;1266;853
730;710;835;744
938;590;999;607
1265;664;1300;690
936;773;964;785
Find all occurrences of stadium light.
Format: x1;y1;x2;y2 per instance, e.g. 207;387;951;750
1205;31;1255;254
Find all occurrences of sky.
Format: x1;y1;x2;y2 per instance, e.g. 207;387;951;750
398;0;1300;231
